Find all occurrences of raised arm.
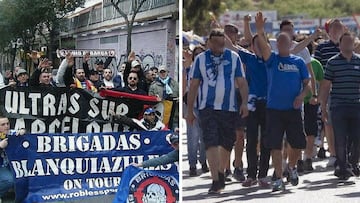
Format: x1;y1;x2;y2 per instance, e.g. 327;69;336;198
255;12;271;61
291;29;322;54
243;14;253;45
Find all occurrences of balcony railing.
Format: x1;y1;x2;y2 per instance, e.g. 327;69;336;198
62;0;176;32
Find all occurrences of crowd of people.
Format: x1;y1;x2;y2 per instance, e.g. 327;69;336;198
183;11;360;194
0;50;179;201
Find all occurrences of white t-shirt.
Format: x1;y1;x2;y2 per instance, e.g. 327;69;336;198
103;79;114;88
269;38;312;64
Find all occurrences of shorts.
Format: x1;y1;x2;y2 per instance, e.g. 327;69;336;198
304;103;319;136
199;108;237;151
264;109;306;150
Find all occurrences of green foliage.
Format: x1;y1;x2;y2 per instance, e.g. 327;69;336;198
0;0;85;51
184;0;360;34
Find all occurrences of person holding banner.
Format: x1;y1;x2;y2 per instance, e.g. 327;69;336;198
0;115;25;201
131;133;179;168
110;107;166;131
187;28;249;194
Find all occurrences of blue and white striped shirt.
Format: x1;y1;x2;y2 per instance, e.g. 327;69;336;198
192;48;244;112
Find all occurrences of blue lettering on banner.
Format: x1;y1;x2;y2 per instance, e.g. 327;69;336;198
5;131;177;203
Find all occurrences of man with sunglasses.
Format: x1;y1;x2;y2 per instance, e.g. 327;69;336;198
187;28;249;194
116;71;147;96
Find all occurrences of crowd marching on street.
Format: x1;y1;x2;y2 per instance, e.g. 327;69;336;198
183;11;360;194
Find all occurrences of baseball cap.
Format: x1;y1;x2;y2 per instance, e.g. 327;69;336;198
158;65;168;72
144;108;156;115
16;69;28;77
224;24;239;34
131;60;141;68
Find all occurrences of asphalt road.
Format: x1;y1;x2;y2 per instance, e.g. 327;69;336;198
181;130;360;203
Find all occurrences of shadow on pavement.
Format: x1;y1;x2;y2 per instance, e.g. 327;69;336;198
298;177;356;191
336;191;360;198
183;185;293;202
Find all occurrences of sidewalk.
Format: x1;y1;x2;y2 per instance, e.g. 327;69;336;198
181;123;360;203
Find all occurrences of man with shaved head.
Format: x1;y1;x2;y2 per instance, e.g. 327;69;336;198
255;12;311;192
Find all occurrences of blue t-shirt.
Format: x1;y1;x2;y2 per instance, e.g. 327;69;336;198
238;49;267;98
192;48;244;112
265;52;310;110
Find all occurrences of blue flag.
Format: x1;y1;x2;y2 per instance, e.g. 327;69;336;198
113;165;179;203
5;131;177;202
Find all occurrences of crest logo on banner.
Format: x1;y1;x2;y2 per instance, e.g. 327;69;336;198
113;166;179;203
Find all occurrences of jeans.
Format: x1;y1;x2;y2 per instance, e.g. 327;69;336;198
246;100;270;179
0;165;14;197
331;106;360;171
185;105;206;168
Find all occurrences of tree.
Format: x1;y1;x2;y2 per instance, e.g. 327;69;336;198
111;0;148;58
183;0;225;35
0;0;85;68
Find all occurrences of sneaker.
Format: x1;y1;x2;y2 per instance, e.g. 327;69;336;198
288;167;299;186
189;167;197;176
233;167;246;182
317;147;327;159
208;180;222;194
304;158;314;171
225;169;232;182
201;163;209;173
297;160;304;173
272;179;285;192
326;156;337;168
258;178;271;188
242;178;257;187
218;172;226;189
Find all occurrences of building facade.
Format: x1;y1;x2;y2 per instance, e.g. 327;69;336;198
60;0;179;79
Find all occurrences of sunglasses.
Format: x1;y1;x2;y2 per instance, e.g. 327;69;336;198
160;70;166;73
129;77;138;81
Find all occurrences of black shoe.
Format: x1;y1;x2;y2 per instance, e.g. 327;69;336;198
304;159;314;171
317;147;327;159
334;167;353;180
224;169;232;182
233;167;246;182
218;172;226;189
208;180;222;194
189;167;197;177
352;165;360;177
201;163;209;173
297;160;304;173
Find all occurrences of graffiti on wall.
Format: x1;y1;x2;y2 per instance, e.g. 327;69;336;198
118;50;164;70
